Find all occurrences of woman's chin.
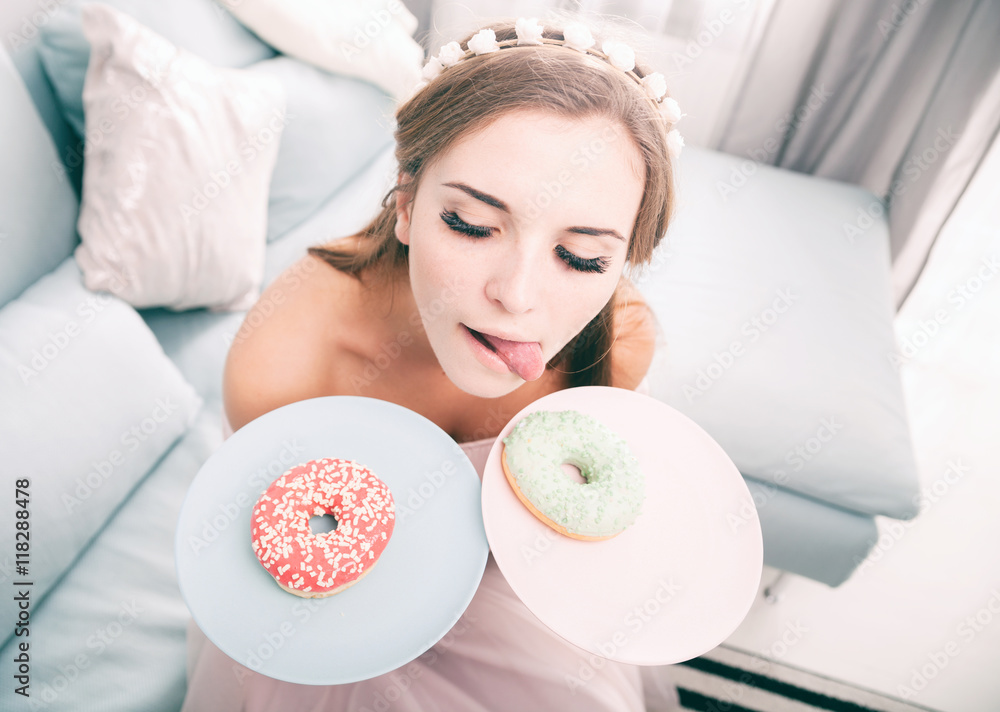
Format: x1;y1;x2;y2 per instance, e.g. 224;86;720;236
443;360;524;399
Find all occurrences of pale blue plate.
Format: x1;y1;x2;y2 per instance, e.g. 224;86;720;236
175;396;489;684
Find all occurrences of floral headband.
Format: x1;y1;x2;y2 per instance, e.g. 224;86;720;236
412;17;685;158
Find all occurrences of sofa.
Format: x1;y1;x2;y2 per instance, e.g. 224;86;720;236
0;1;920;709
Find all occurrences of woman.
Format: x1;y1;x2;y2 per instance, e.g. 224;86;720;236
183;16;680;712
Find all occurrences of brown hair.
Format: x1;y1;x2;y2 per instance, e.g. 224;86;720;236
308;18;675;387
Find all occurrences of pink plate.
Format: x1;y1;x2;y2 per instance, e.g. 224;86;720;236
481;386;763;665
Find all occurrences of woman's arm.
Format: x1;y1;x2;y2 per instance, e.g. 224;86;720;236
609;280;658;390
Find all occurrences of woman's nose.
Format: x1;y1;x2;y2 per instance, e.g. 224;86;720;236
484;238;544;315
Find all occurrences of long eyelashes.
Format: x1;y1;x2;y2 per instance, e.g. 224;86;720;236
554;245;609;274
439;210;610;275
440;209;494;237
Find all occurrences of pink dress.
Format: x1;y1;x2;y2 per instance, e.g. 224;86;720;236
180;410;679;712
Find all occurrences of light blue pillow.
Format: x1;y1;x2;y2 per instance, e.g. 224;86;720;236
248;56;396;240
638;146;920;520
0;258;202;647
0;45;79;307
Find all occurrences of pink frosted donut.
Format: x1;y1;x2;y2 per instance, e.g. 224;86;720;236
251;458;395;598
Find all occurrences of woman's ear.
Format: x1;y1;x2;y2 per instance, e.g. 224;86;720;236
394;171;414;246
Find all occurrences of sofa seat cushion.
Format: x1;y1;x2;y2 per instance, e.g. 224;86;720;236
0;402;224;711
0;257;202;650
638;146;920;520
743;478;878;586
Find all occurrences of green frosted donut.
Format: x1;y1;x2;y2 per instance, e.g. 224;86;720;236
501;409;644;539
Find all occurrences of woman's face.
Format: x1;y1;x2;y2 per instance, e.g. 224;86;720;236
395;109;645;398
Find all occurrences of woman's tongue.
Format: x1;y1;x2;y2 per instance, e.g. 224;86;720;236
479;331;545;381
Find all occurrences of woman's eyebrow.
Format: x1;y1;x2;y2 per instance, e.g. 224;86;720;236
567;226;626;242
443;182;509;212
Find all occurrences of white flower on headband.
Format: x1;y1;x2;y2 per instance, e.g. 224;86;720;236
659;97;683;124
642;72;667;101
437;41;465;67
666;129;684;158
515;17;545;45
421;56;443;81
601;39;635;72
564;22;595;52
468;28;500;54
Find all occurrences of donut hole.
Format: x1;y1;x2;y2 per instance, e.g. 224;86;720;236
560;463;587;484
309;513;339;534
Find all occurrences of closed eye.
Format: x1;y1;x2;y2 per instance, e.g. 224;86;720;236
554;245;609;274
439;210;609;274
440;210;494;238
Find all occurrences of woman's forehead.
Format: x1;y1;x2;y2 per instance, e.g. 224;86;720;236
426;109;645;224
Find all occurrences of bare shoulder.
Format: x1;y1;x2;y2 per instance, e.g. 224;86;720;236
222;252;356;432
610;278;658;390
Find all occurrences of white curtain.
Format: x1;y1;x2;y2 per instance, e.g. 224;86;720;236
717;0;1000;308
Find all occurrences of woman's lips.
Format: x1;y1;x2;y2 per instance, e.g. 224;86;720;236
462;325;545;381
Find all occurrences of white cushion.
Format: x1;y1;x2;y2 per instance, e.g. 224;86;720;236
220;0;424;100
73;3;286;311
